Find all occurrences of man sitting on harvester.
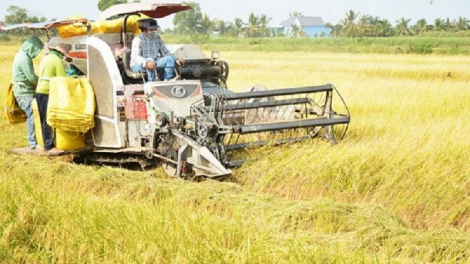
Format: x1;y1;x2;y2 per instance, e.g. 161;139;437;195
130;18;184;81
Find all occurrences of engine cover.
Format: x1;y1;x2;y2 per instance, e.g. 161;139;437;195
144;80;203;123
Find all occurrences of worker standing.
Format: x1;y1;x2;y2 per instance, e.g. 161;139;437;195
11;36;44;149
35;43;72;153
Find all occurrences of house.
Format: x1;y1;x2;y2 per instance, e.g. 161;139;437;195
280;15;332;37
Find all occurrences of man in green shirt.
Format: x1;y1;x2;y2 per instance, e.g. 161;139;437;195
12;36;44;149
36;43;71;152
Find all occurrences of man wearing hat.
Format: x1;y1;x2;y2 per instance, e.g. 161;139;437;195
35;43;72;153
11;36;44;149
130;18;184;81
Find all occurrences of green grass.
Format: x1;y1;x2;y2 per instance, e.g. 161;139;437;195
4;33;470;55
160;35;470;55
1;44;469;263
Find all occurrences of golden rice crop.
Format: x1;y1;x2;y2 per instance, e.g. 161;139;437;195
0;44;469;263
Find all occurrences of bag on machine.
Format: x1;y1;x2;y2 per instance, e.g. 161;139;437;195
47;76;95;133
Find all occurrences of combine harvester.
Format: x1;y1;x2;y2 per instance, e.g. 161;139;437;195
5;3;350;179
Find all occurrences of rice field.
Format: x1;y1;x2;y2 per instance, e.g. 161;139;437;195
1;43;469;263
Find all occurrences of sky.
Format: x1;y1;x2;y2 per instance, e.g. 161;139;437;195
0;0;468;29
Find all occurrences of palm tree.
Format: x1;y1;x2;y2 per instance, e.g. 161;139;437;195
216;20;231;36
288;24;305;38
381;19;393;37
395;17;413;36
414;19;428;35
368;16;382;37
259;14;271;37
454;17;469;31
341;10;359;37
197;13;214;35
357;15;372;37
433;18;445;31
289;11;302;19
233;17;244;37
325;23;343;37
333;24;344;37
445;17;452;31
324;22;338;37
247;13;260;37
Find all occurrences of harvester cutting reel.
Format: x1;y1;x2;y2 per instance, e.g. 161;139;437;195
192;83;351;168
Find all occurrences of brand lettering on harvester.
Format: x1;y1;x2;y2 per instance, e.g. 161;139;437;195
171;86;186;98
75;44;86;50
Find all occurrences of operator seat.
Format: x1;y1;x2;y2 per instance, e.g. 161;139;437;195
121;49;143;80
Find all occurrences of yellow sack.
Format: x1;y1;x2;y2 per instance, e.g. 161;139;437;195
5;83;27;124
56;129;85;151
32;98;44;147
47;76;95;133
57;15;145;37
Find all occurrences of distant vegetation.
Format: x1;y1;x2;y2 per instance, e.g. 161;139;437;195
170;2;470;39
2;2;470;38
325;10;470;38
162;34;470;55
2;2;470;55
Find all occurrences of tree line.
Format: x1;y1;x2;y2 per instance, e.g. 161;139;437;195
171;2;469;38
3;6;48;26
328;10;469;38
171;2;271;38
2;1;469;39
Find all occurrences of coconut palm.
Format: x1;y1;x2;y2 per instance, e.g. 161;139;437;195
445;18;452;31
367;16;382;37
357;15;372;37
433;18;445;31
288;24;305;38
333;24;344;37
247;12;260;37
395;17;413;36
289;11;302;19
454;17;469;31
197;13;214;35
216;20;232;36
324;22;338;37
232;17;244;37
414;19;428;35
341;10;359;37
259;14;271;37
381;19;393;37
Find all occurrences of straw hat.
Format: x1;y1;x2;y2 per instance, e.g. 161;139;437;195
51;43;72;57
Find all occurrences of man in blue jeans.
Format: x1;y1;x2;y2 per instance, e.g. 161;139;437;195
12;36;44;149
130;18;184;81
